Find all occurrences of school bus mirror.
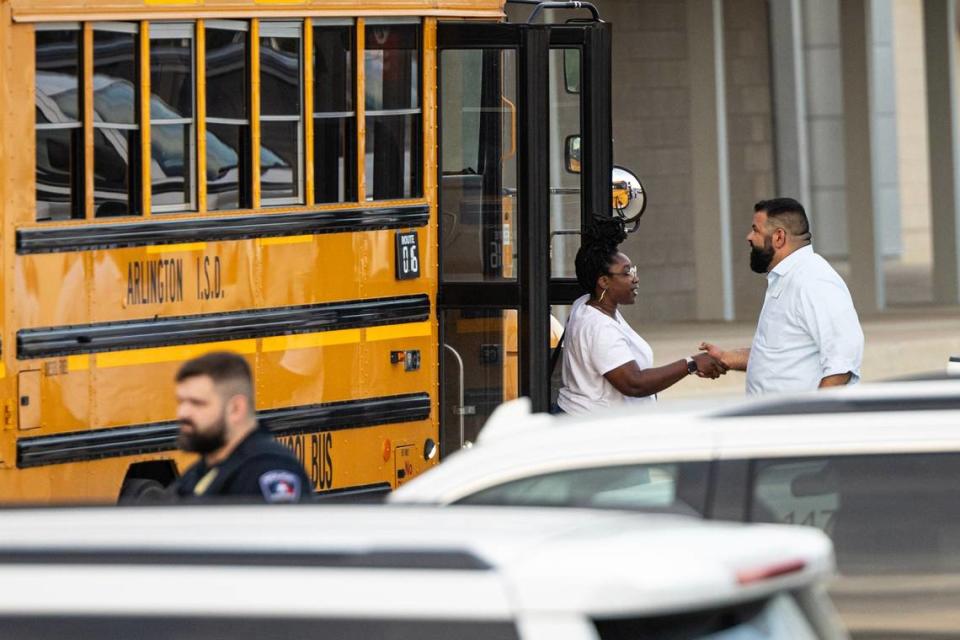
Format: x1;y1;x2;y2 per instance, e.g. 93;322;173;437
611;165;646;225
565;135;581;174
563;48;581;94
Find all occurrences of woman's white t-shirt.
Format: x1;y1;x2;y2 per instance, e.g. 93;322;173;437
557;294;655;415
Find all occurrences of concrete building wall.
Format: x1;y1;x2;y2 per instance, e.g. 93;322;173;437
871;0;904;257
724;0;777;321
892;0;932;265
544;0;935;322
596;0;777;324
797;0;903;262
600;0;699;322
803;0;848;258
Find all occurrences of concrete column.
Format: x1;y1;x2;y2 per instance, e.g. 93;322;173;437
924;0;960;303
840;0;885;310
688;0;735;320
768;0;811;205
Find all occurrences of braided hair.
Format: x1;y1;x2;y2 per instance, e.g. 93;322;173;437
575;215;627;296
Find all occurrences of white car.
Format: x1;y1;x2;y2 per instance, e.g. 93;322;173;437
0;504;844;639
391;379;960;638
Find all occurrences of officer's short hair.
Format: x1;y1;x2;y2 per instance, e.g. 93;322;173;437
754;197;810;239
176;351;254;412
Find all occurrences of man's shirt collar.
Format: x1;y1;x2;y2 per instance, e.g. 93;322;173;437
766;245;813;297
770;244;813;278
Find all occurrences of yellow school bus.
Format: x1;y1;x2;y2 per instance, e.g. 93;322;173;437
0;0;619;502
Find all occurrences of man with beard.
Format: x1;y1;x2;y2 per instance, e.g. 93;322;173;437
700;198;863;395
170;351;311;502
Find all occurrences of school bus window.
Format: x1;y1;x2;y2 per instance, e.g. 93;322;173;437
150;23;196;213
364;22;422;201
313;23;356;204
35;24;84;222
260;21;304;207
93;23;142;217
205;21;251;211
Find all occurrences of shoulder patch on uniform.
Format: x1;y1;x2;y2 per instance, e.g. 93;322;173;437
258;470;302;503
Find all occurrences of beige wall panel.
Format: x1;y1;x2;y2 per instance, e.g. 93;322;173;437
596;0;698;323
724;0;775;321
596;0;774;323
893;0;931;265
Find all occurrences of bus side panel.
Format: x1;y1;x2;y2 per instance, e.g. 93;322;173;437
9;420;436;502
14;252;91;330
5;10;443;500
93;243;259;322
7;452;193;503
1;12;35;469
15;228;431;328
34;365;91;436
277;420;438;495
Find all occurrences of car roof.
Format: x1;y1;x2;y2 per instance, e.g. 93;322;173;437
392;380;960;504
0;504;832;619
713;378;960;417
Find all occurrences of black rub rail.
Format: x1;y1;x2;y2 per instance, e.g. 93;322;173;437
16;205;429;255
17;392;431;468
18;294;430;359
0;547;490;570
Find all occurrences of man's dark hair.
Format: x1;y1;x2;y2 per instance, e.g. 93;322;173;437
176;351;255;410
754;197;811;239
574;215;628;294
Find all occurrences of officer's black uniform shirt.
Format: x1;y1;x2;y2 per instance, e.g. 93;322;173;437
173;428;311;503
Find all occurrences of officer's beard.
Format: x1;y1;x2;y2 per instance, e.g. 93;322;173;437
177;413;227;455
749;236;775;274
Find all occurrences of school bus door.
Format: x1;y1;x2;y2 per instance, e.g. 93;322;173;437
436;18;612;457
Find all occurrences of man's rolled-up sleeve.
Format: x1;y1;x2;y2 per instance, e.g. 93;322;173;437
799;280;864;383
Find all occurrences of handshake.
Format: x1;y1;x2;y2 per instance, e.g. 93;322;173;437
687;342;729;379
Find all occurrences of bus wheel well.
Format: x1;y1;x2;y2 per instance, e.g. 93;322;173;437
119;461;178;503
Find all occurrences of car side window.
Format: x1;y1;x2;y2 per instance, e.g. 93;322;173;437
749;452;960;575
455;462;710;515
751;459;839;533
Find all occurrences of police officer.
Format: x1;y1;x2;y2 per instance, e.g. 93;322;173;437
170;351;311;503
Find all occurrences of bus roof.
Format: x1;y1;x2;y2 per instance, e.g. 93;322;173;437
6;0;505;23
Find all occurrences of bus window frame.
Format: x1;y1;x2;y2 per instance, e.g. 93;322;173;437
363;17;424;202
34;21;85;223
204;18;252;213
91;20;143;219
148;21;198;214
311;18;357;205
30;16;433;227
258;19;306;208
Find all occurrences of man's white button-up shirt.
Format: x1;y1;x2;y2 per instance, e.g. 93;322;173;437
745;245;863;395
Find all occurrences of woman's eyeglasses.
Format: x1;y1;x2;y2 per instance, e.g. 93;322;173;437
607;265;637;278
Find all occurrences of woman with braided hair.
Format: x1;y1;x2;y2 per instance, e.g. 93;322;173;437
556;217;727;415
